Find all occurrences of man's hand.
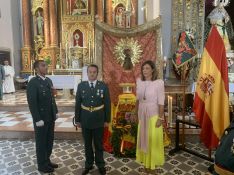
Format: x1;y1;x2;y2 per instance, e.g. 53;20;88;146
104;122;109;127
56;114;59;119
36;120;44;127
75;122;81;128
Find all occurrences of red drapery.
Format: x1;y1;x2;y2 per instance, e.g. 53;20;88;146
102;31;157;104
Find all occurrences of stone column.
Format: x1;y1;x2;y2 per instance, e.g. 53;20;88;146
22;0;31;47
49;0;58;47
43;0;50;47
21;0;32;72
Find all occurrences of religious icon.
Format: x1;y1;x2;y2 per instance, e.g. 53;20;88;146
70;0;88;15
35;9;44;36
115;7;125;28
122;49;133;71
205;0;234;50
73;29;83;47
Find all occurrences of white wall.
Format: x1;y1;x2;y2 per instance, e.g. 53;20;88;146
160;0;172;58
0;0;22;76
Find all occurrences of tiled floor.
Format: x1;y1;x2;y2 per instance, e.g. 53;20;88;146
0;90;75;106
0;90;214;174
0;111;78;132
0;139;213;175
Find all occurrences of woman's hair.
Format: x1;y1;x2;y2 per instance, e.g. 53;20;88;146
141;60;158;81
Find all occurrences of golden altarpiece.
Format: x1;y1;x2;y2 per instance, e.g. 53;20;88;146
21;0;138;75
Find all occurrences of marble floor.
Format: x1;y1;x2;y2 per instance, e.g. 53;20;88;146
0;139;213;175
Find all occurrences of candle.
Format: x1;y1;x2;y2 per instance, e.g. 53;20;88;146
168;96;173;127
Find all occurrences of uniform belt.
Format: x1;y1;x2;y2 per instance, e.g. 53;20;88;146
81;104;104;112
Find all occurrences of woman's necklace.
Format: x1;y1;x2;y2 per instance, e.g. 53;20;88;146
143;81;150;100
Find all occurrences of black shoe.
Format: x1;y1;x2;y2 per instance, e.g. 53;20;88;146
82;166;94;175
38;166;54;173
99;167;106;175
48;162;59;168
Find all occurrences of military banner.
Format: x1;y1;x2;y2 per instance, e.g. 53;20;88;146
172;31;197;68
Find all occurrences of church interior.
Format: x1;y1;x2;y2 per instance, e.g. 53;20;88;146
0;0;234;174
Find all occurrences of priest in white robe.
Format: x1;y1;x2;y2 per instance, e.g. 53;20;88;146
3;60;15;93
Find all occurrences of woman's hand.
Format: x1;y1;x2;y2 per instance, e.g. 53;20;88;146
155;118;163;128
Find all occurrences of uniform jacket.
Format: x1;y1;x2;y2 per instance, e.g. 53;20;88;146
0;65;5;81
27;75;58;123
75;80;111;129
215;119;234;173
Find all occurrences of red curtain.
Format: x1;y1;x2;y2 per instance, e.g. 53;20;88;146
103;31;157;104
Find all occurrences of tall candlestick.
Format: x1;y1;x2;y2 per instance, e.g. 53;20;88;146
31;60;33;75
70;0;71;15
168;96;173;127
88;37;91;61
59;42;62;69
65;43;68;68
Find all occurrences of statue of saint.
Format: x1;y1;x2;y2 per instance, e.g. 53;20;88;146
36;11;44;36
123;48;133;70
75;0;86;9
115;7;125;28
205;0;234;50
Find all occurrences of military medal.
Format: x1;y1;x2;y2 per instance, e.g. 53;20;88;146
97;89;100;96
100;90;104;98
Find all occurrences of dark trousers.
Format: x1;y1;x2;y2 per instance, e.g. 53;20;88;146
82;127;105;169
34;122;55;169
0;82;3;100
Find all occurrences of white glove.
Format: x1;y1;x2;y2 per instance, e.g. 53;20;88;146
36;120;44;127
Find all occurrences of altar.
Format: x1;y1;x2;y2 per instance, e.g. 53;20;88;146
28;75;81;94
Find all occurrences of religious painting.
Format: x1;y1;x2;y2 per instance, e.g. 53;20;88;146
72;29;83;47
115;4;126;28
35;8;44;36
64;0;88;15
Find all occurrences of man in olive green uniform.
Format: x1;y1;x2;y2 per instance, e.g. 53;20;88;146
75;64;111;175
27;60;59;173
213;118;234;175
0;64;5;100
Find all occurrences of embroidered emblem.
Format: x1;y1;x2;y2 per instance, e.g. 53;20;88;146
197;73;215;96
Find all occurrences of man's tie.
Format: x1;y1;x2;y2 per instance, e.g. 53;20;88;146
90;82;94;89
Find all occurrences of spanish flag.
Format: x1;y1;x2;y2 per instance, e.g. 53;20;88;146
193;26;230;149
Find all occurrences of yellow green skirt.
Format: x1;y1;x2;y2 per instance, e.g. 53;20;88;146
136;115;165;169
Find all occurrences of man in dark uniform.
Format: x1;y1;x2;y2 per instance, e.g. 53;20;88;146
0;64;5;100
213;118;234;175
27;60;59;173
208;118;234;175
75;64;111;175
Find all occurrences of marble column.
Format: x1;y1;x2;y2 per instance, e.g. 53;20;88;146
22;0;31;47
97;0;104;21
49;0;58;47
43;0;50;47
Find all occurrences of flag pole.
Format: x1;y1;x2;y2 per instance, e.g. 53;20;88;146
181;63;187;148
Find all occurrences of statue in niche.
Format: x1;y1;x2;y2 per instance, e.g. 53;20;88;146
123;48;133;70
72;0;86;15
75;0;86;9
205;0;234;50
115;7;125;28
36;10;44;36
